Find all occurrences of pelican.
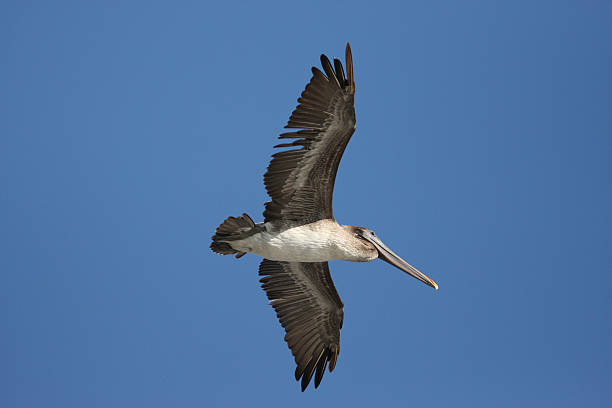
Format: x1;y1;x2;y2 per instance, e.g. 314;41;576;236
211;43;437;391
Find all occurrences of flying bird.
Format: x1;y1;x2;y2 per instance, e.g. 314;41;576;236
211;43;438;391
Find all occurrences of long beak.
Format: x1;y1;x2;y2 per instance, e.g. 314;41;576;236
365;234;438;290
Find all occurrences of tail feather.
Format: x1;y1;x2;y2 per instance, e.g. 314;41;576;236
210;213;260;258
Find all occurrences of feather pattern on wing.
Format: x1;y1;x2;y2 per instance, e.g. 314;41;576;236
263;43;356;225
259;259;344;391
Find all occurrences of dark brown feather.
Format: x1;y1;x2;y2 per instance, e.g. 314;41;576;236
259;260;344;391
333;58;346;87
314;349;329;388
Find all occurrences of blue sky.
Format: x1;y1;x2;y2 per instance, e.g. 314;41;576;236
1;1;611;407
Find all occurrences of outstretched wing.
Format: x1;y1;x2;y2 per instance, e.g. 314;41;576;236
263;43;356;225
259;260;344;391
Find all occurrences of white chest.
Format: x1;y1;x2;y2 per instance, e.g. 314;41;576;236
230;221;351;262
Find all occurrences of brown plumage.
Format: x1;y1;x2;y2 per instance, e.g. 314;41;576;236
263;44;356;225
259;260;343;391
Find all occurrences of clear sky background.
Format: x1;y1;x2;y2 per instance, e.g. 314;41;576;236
1;1;611;407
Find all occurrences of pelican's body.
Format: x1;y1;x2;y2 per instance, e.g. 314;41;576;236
210;43;438;391
230;220;377;263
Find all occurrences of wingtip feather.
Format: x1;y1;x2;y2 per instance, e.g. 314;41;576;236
345;42;355;94
320;54;340;88
328;344;340;372
314;349;330;388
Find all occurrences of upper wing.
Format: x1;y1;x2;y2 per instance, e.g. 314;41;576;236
263;43;356;225
259;259;344;391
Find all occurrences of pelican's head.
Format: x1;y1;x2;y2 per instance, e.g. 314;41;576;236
347;226;438;290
